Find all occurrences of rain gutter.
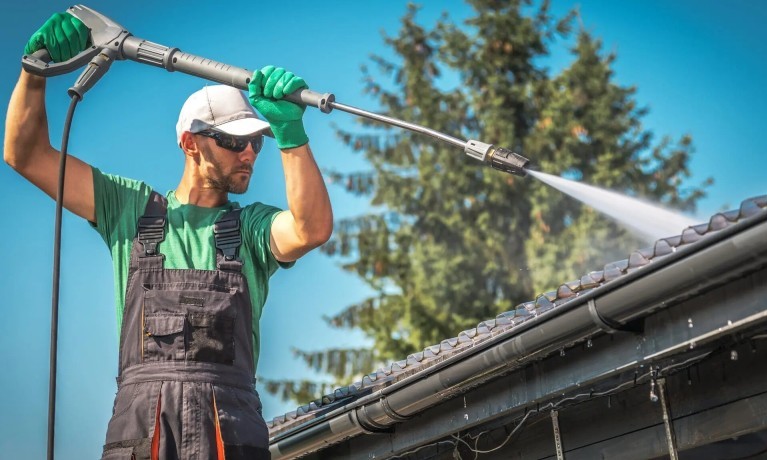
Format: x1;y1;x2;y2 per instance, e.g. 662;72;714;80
270;210;767;459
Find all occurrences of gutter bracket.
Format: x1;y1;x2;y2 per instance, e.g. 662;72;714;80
588;299;645;334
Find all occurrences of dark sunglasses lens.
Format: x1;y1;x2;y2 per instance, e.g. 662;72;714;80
250;136;263;153
221;135;245;152
201;131;262;153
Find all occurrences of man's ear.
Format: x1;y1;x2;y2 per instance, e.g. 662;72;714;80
180;131;201;159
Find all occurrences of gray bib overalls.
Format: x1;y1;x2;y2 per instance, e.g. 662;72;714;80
101;192;270;459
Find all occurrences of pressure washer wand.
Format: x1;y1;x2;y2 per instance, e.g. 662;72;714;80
22;4;530;177
120;36;529;176
326;103;530;176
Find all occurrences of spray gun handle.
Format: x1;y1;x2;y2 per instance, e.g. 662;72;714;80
21;5;129;78
22;47;102;77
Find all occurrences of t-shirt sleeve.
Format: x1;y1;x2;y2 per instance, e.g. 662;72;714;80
242;205;295;276
91;166;153;247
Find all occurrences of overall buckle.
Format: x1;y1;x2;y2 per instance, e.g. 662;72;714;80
214;211;242;262
137;215;166;257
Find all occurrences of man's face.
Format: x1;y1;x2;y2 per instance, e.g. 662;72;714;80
197;137;256;195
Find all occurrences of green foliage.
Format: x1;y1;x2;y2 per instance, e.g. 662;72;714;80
265;0;709;404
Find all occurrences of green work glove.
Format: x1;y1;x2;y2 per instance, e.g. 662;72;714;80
248;65;309;149
24;12;90;63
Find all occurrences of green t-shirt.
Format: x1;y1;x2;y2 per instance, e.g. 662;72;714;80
90;167;292;369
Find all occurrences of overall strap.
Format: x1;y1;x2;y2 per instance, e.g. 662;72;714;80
214;208;244;272
135;191;168;269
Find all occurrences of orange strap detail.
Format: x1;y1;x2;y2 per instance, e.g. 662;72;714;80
151;391;162;460
213;390;226;460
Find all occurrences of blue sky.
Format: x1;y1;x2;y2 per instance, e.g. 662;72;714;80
1;1;765;458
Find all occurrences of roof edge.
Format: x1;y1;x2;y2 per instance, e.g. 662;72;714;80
270;206;767;458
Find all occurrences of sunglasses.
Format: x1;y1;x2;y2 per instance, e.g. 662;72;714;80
196;130;264;153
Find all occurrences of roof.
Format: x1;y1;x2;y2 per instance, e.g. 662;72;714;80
267;195;767;447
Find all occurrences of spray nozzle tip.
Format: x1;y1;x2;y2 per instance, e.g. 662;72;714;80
489;147;530;177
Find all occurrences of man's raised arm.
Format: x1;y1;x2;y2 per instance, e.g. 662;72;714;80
248;66;333;262
4;13;96;223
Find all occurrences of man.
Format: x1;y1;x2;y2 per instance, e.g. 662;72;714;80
5;12;332;460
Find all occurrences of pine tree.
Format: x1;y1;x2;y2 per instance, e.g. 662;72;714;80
263;0;709;403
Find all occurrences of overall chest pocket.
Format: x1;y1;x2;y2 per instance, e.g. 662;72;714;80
144;314;186;361
143;288;238;365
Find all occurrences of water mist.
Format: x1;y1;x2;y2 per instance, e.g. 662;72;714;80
528;170;699;242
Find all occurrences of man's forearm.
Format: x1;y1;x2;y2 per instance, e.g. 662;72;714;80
249;65;333;260
4;69;97;222
4;70;53;170
280;144;333;246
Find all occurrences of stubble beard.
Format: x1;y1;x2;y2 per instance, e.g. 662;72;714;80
200;144;252;195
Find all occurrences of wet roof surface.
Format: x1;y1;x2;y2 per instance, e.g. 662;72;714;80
267;195;767;436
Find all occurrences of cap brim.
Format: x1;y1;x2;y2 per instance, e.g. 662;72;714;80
215;117;272;137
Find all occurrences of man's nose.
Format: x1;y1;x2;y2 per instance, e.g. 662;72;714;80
240;146;257;163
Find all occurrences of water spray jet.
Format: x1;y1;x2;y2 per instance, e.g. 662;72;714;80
528;170;699;241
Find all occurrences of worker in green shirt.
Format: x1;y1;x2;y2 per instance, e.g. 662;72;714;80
5;12;333;460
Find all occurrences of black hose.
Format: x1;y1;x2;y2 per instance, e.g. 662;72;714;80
47;93;80;460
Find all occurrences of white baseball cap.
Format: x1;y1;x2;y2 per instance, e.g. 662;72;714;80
175;85;271;145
